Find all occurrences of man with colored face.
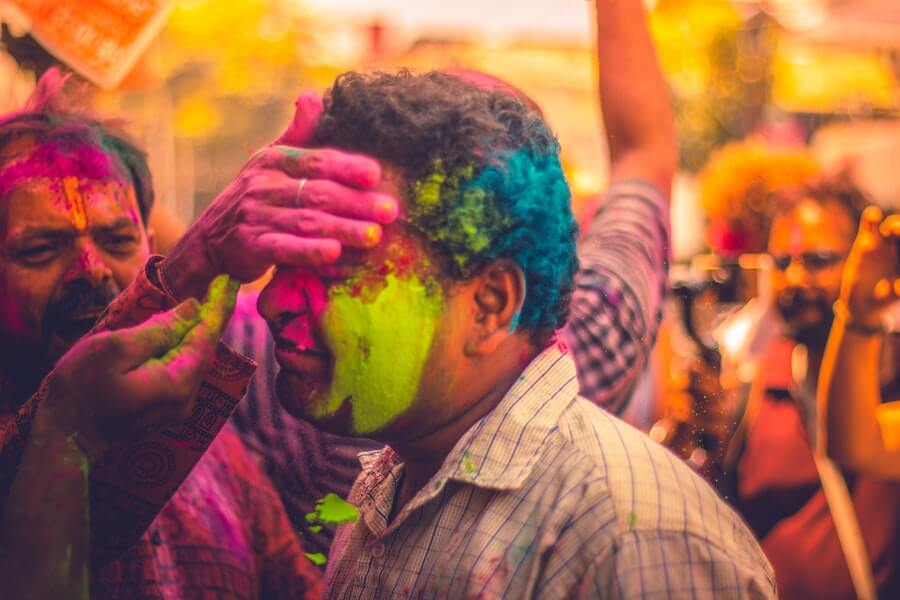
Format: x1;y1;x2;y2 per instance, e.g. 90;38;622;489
254;46;773;600
228;0;680;560
0;73;398;598
0;127;152;405
710;177;900;599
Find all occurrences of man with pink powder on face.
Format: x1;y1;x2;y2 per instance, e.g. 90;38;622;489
245;1;771;597
0;72;399;598
225;0;681;562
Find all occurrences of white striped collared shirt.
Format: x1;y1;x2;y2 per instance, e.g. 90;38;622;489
325;346;776;599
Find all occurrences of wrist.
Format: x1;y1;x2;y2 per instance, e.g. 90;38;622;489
159;235;216;300
31;405;94;469
833;299;885;335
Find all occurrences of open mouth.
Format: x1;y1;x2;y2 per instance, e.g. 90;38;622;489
53;314;102;342
273;336;331;375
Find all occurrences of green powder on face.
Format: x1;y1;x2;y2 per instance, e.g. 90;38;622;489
312;273;444;434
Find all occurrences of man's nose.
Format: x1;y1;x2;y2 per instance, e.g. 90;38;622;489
257;268;327;327
782;258;810;287
63;237;113;287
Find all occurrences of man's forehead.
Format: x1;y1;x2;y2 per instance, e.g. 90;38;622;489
0;138;126;198
768;198;854;252
3;176;140;234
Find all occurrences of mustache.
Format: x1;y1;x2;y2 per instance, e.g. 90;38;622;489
776;290;832;318
43;280;118;333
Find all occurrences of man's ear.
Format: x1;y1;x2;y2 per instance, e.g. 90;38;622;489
464;259;526;356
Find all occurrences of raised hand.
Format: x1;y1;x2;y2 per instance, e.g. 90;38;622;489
840;206;900;329
37;276;238;462
159;93;399;300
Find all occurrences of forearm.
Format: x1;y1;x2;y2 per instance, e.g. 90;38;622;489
818;321;893;473
564;183;670;411
0;408;90;599
594;0;675;190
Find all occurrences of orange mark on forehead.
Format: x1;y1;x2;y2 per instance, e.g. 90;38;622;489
62;176;88;231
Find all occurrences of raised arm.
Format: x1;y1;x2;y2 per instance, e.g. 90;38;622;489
595;0;676;191
561;0;675;413
819;207;900;478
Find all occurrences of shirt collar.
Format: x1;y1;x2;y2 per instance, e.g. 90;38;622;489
354;343;579;529
439;343;579;490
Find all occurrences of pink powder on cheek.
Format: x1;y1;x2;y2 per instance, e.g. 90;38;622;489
267;269;328;351
0;142;118;198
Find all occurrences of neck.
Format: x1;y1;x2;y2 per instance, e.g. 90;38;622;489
390;380;508;488
386;344;539;512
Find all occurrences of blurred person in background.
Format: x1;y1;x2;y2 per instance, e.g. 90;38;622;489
819;206;900;478
652;139;823;474
711;175;900;599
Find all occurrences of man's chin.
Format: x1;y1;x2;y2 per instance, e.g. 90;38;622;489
275;371;354;435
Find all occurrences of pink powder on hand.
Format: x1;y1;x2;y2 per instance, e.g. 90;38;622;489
273;93;323;147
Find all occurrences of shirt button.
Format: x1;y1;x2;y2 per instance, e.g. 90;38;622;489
371;543;385;558
150;531;162;546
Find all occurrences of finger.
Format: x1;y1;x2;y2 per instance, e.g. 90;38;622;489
133;320;218;423
881;214;900;241
113;299;202;368
861;205;882;237
256;232;341;266
259;146;382;190
198;275;240;337
246;205;382;249
249;177;398;224
875;278;893;302
272;92;323;147
297;179;398;224
127;278;238;429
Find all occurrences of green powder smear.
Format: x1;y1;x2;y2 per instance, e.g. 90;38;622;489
307;493;360;525
312;273;444;434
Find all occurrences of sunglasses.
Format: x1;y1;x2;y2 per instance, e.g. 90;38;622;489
770;251;845;273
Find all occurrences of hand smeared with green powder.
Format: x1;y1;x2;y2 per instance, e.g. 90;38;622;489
41;275;239;462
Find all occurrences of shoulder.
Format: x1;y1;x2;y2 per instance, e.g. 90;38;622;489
548;400;766;561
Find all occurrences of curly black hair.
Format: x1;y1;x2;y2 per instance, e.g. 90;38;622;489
309;70;578;345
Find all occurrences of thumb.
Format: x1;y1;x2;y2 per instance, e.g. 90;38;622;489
860;205;883;239
272;92;324;147
114;298;202;367
198;274;239;337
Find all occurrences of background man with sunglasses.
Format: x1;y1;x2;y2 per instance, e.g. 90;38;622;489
722;174;900;599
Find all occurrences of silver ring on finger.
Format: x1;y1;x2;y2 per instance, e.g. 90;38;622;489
294;178;308;205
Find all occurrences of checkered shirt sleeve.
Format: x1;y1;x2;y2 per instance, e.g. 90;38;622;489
561;179;670;414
